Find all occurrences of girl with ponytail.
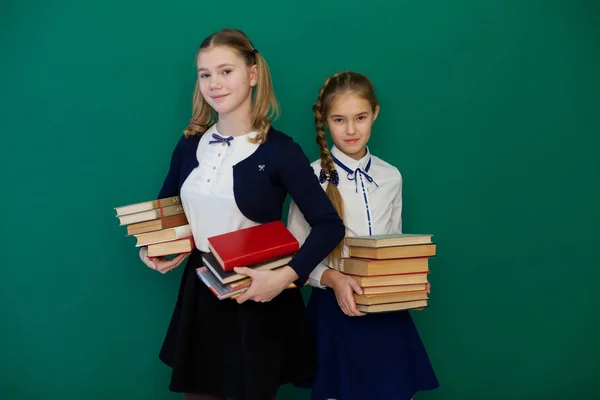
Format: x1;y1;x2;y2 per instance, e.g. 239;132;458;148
139;29;345;400
288;71;439;400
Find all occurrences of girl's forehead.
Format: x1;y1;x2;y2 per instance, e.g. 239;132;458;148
197;46;244;68
329;93;372;113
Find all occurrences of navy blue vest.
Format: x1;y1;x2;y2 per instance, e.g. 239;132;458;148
157;127;345;285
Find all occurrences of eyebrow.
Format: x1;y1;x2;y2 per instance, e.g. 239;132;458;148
330;111;369;118
197;63;236;72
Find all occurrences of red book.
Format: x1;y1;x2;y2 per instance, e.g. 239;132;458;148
207;221;299;272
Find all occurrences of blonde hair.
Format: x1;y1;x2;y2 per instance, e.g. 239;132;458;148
313;71;380;267
184;28;279;143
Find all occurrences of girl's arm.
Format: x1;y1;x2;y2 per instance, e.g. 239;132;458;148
157;135;187;199
288;193;364;316
234;137;345;304
275;138;346;286
390;171;403;233
287;199;331;289
138;135;190;273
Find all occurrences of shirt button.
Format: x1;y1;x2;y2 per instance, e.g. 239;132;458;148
207;179;211;183
218;153;221;157
221;142;226;147
212;166;216;170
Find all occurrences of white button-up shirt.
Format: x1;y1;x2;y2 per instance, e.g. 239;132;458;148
287;146;402;288
180;124;261;252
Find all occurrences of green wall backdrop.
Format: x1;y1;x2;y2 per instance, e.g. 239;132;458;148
2;0;599;399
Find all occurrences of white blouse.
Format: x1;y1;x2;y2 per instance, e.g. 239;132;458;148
287;146;402;288
180;124;261;252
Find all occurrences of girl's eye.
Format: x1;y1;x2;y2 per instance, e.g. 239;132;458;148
222;69;232;75
333;118;343;123
199;73;209;79
357;116;366;121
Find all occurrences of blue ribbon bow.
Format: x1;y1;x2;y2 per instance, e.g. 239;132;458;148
332;154;379;193
208;133;234;146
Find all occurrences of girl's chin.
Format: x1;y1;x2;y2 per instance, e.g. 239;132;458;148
338;145;367;159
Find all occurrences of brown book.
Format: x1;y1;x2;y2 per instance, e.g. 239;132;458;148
357;299;428;313
135;225;192;247
114;195;181;217
228;277;252;289
117;204;184;226
147;237;194;257
350;272;429;287
354;291;429;306
345;233;432;248
349;243;436;260
126;214;189;236
342;257;429;276
361;283;429;295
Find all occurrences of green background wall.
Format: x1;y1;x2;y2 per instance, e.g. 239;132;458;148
2;0;599;399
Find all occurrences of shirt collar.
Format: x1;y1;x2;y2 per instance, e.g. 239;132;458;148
211;124;258;143
331;145;372;172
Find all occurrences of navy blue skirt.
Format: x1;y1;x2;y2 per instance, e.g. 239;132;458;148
297;287;439;400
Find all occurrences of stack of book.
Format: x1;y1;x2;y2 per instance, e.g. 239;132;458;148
114;195;194;256
196;221;300;300
341;233;437;313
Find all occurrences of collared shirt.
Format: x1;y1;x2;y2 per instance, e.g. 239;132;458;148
287;146;402;288
157;126;345;285
180;124;261;252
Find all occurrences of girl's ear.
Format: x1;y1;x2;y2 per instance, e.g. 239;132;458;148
250;64;258;86
373;105;381;122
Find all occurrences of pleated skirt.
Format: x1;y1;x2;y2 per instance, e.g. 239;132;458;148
159;250;318;400
297;287;439;400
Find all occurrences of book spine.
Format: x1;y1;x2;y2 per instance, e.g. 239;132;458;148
156;196;181;208
173;225;192;239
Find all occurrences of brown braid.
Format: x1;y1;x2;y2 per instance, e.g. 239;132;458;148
314;73;346;268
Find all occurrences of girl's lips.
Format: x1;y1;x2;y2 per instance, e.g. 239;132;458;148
345;139;359;144
211;94;229;101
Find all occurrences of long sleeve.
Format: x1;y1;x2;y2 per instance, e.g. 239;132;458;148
287;199;330;289
389;170;403;234
157;135;186;199
276;138;345;286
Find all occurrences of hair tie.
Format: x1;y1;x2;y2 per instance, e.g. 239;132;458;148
319;169;339;186
251;48;259;55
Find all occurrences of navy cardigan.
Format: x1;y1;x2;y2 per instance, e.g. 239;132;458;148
157;127;345;286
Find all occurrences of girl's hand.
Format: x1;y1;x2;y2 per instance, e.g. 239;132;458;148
139;246;190;274
233;266;298;304
322;269;366;317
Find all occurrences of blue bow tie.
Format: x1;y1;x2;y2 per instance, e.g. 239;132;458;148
208;133;234;146
332;154;379;193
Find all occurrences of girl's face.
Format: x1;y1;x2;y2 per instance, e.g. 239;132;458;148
197;46;257;116
326;93;380;160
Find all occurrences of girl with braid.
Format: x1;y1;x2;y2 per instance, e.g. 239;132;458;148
287;71;439;400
